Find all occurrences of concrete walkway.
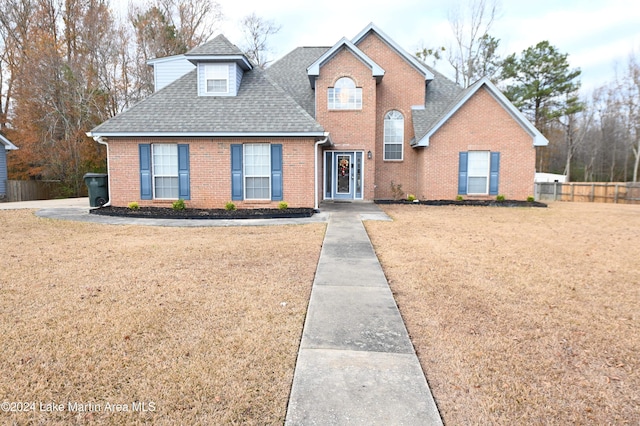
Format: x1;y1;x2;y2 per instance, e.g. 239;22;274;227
285;202;442;425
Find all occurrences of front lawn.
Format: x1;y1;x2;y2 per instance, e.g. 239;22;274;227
366;202;639;424
0;211;325;425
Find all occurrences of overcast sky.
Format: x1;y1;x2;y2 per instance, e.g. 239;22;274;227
211;0;639;94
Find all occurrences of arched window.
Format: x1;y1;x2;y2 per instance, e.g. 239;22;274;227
384;110;404;160
328;77;362;110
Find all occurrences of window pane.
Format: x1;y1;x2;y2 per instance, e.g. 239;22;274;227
384;110;404;160
244;144;270;199
152;144;178;198
468;177;488;194
207;79;227;93
245;144;270;175
468;151;489;175
205;64;228;93
467;151;490;194
154;177;179;198
246;177;270;199
328;78;362;110
384;144;402;160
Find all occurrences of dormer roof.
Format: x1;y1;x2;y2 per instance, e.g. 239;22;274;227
185;34;253;70
306;37;384;88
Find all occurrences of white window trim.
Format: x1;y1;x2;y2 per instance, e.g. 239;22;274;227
328;77;362;110
383;110;404;161
204;64;229;95
152;143;179;200
467;151;490;195
243;143;271;200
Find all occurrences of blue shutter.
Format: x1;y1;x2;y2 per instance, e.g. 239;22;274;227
139;144;152;200
458;152;468;195
489;152;500;195
231;144;243;200
271;144;283;201
178;144;190;200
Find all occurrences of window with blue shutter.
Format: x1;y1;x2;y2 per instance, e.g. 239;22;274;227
178;144;190;200
231;144;243;200
459;151;500;195
271;144;283;201
458;152;468;195
139;144;152;200
140;143;189;200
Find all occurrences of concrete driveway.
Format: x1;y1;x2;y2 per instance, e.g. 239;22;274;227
0;197;89;210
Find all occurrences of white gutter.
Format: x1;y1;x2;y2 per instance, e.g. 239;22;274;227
314;134;330;210
92;135;112;207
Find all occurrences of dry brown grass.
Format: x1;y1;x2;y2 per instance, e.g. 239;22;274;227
0;210;325;425
366;202;640;425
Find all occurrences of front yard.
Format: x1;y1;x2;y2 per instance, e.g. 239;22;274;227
0;211;325;425
1;202;638;424
366;202;639;424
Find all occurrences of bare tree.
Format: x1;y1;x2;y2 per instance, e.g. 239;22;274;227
621;52;640;181
447;0;501;87
128;0;223;100
239;12;281;69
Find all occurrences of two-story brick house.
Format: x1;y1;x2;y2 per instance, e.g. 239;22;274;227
88;23;547;209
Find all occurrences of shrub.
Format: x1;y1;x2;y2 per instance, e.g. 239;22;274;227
278;201;289;210
456;195;464;201
127;202;140;210
225;201;236;211
527;196;535;202
172;199;186;210
496;194;506;202
407;194;416;202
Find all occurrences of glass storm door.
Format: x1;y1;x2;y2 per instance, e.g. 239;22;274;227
336;154;352;196
324;151;363;200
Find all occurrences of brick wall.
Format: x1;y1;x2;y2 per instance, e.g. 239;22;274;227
106;137;317;209
417;86;536;200
315;47;378;200
356;32;427;200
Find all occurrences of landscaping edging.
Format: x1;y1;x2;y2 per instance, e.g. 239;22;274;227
90;206;316;220
374;199;547;208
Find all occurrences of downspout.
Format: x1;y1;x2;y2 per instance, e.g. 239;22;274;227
314;133;329;210
92;135;112;207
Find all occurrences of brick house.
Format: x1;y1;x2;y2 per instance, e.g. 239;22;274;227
87;23;547;209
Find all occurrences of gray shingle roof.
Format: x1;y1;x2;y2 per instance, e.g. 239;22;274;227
266;47;331;117
90;31;467;139
411;64;464;143
90;67;324;135
185;34;244;56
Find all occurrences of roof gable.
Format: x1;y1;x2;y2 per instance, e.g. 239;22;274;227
352;23;434;82
414;77;548;147
306;37;384;88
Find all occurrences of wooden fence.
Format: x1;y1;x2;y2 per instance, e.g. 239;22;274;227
5;180;67;202
535;182;640;204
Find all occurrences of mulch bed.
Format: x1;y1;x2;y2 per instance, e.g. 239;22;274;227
91;206;316;219
375;199;547;207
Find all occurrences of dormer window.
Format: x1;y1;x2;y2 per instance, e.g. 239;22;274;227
205;64;229;94
328;77;362;110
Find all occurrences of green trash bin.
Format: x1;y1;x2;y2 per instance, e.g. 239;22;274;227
83;173;109;207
